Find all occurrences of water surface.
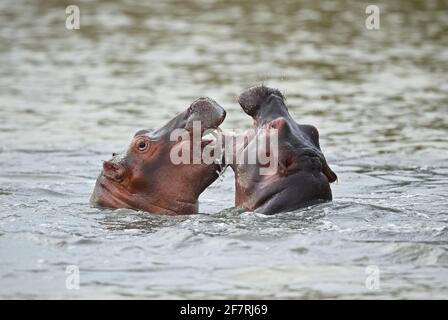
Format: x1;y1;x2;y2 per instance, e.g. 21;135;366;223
0;0;447;299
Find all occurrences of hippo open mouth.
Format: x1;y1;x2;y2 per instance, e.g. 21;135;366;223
90;97;226;215
167;97;226;165
231;85;337;214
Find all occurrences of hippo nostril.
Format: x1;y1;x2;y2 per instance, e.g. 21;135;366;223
112;152;117;157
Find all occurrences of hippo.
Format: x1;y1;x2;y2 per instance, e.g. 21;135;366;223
90;97;226;215
228;85;337;214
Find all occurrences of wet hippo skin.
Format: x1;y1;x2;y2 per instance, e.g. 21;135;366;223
229;85;337;214
90;97;226;215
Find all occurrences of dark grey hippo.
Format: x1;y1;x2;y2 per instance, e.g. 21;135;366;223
228;85;337;214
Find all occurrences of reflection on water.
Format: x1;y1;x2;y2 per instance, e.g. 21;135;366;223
0;0;447;298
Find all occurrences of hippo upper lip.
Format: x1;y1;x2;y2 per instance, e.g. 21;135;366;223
184;97;226;132
150;97;226;139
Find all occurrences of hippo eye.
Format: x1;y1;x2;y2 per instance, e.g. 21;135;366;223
136;139;150;152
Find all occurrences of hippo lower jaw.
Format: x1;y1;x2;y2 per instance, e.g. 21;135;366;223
90;174;199;215
236;168;333;214
90;126;224;215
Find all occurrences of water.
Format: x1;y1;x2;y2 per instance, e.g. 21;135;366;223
1;0;447;299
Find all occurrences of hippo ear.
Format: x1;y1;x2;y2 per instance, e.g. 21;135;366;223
323;162;337;183
103;161;125;182
238;85;285;118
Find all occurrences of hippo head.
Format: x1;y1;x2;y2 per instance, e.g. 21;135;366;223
232;85;337;214
90;97;226;215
